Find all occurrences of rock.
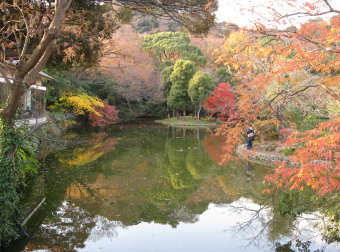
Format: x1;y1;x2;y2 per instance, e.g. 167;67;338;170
236;144;299;167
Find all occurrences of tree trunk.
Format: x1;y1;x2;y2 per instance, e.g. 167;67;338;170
1;78;25;126
183;110;186;117
197;102;201;121
126;99;133;113
167;103;170;118
0;0;71;125
276;105;288;128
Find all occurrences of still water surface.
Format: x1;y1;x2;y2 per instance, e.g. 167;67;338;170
12;121;338;251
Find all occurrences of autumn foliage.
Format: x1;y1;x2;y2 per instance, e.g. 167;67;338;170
203;82;237;119
88;101;119;127
203;134;228;165
60;132;119;166
52;94;119;127
265;118;340;196
214;8;340;196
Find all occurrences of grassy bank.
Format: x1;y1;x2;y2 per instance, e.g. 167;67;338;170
155;116;220;127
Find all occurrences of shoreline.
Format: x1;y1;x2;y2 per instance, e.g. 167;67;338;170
155;119;218;127
236;144;299;168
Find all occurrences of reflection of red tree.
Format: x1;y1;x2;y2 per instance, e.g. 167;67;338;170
203;82;237;120
203;134;228;165
89;132;108;144
89;132;119;154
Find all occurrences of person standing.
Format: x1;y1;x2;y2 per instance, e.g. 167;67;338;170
246;127;256;150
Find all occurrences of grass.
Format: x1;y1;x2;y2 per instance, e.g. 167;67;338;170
156;116;220;126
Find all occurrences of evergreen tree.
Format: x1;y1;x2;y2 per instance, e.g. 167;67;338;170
188;72;215;120
161;65;175;98
142;32;207;66
168;60;196;115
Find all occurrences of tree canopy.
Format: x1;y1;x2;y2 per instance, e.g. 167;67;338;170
203;82;237;119
142;32;207;66
168;60;196;112
111;0;217;34
161;65;175;97
188;71;215;120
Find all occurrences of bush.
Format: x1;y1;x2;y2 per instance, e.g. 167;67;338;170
285;108;327;131
273;191;311;217
0;120;38;246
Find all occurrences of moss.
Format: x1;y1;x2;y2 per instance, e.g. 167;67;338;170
283;147;296;156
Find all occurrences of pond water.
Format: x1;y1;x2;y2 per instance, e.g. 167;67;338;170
10;121;338;252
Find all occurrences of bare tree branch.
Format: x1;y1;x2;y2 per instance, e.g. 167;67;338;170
20;0;72;75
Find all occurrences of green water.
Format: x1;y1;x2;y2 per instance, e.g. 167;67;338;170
10;121;338;251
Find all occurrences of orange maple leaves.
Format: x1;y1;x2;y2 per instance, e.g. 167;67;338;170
265;118;340;196
214;12;339;196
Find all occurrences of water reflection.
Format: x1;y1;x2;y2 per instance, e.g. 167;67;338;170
245;161;254;182
11;122;338;252
22;200;337;252
59;132;119;166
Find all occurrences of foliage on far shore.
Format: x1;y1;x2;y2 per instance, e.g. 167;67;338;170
50;93;119;127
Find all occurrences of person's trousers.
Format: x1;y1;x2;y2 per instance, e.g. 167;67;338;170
247;138;253;150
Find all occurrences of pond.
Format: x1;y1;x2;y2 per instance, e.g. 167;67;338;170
10;121;338;252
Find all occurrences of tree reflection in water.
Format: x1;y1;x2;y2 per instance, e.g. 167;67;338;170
13;122;338;252
226;197;337;251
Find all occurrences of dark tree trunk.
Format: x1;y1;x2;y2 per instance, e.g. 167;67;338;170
1;80;25;126
0;0;71;125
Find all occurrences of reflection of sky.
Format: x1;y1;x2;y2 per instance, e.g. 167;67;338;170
72;198;338;252
80;201;262;252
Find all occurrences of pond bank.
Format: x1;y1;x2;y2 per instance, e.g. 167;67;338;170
236;144;299;168
155;117;219;127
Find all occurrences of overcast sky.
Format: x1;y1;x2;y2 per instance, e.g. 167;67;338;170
216;0;340;28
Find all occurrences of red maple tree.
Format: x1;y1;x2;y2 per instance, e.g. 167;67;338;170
203;82;237;120
88;102;119;127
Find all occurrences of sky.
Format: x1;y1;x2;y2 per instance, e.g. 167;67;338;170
216;0;340;28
